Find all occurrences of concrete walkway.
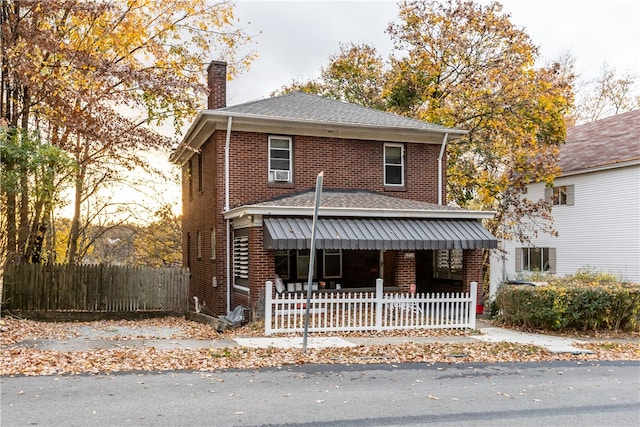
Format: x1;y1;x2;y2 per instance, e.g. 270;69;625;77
4;320;597;354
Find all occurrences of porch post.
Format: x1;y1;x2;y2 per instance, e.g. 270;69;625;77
469;281;477;330
375;278;384;331
264;280;273;336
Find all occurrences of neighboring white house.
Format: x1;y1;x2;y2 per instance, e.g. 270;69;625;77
490;110;640;295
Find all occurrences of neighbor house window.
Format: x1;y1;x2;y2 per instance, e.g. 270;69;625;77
269;136;292;182
545;185;574;206
384;143;404;186
323;249;342;278
434;249;463;280
516;247;556;273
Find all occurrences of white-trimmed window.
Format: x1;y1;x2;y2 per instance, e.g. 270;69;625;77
384;143;404;186
545;185;574;206
275;250;289;280
269;136;292;182
197;230;202;260
210;228;216;260
233;234;249;283
323;249;342;278
434;249;463;279
516;247;556;273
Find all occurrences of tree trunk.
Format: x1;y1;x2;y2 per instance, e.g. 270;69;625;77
67;169;84;265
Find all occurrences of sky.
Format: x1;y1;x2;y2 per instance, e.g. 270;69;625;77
224;0;640;106
62;0;640;221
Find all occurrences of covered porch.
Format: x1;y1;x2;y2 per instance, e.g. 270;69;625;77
224;190;497;318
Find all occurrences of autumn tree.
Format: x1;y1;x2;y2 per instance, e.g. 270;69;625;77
274;42;388;109
573;64;640;124
1;0;255;265
278;0;574;245
131;204;182;267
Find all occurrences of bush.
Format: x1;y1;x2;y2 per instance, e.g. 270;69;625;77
493;270;640;332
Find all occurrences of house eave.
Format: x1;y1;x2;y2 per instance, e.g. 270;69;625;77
560;158;640;177
223;205;496;221
169;110;468;166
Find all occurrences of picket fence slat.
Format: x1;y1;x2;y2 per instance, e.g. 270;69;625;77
264;280;477;335
2;263;190;313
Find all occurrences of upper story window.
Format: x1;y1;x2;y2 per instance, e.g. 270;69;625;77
545;184;574;206
197;153;203;192
187;159;193;199
384;143;404;186
269;136;292;183
197;230;202;260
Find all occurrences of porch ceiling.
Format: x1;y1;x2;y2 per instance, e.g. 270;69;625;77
263;217;498;250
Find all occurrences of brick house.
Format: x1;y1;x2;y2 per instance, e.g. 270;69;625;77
170;61;497;318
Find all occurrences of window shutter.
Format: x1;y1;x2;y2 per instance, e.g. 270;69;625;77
566;185;575;206
515;248;522;272
233;236;249;279
548;247;557;274
544;187;552;204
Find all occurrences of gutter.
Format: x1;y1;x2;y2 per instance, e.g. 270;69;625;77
224;116;233;314
223;205;497;221
438;133;448;205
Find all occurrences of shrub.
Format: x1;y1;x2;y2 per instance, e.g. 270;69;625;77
493;270;640;332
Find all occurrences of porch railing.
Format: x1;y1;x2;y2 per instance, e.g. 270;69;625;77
264;279;477;335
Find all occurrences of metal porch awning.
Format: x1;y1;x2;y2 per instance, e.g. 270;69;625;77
263;217;497;250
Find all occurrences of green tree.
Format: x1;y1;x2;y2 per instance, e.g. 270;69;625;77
132;204;182;267
0;127;76;264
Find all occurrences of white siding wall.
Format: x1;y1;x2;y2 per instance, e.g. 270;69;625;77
490;164;640;295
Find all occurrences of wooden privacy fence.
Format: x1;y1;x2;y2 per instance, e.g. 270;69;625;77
264;279;477;335
2;263;190;312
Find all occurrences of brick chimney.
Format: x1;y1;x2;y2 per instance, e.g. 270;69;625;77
207;61;227;109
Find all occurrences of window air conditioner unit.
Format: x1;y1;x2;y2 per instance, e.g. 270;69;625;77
274;170;290;182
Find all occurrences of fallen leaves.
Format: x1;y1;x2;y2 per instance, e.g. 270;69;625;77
1;316;639;377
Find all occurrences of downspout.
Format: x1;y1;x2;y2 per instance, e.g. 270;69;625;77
438;133;449;205
225;116;233;314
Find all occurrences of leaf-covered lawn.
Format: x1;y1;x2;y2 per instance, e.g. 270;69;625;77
1;317;638;376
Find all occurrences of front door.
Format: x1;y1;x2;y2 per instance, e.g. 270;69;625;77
415;250;433;294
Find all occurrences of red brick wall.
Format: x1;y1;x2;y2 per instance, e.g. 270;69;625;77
463;249;485;302
224;132;442;208
207;62;227;109
182;129;448;315
395;252;416;293
246;226;273;317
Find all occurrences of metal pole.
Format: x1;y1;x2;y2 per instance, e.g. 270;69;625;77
302;171;324;353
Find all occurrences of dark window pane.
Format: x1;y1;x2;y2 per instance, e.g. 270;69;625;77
385;146;402;164
271;159;290;170
385;165;402;185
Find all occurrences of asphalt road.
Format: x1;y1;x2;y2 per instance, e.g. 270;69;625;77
2;361;639;427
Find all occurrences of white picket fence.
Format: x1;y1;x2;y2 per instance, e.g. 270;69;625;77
264;279;477;335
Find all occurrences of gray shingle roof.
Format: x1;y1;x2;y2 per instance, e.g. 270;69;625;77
250;189;463;211
216;92;458;133
561;110;640;173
